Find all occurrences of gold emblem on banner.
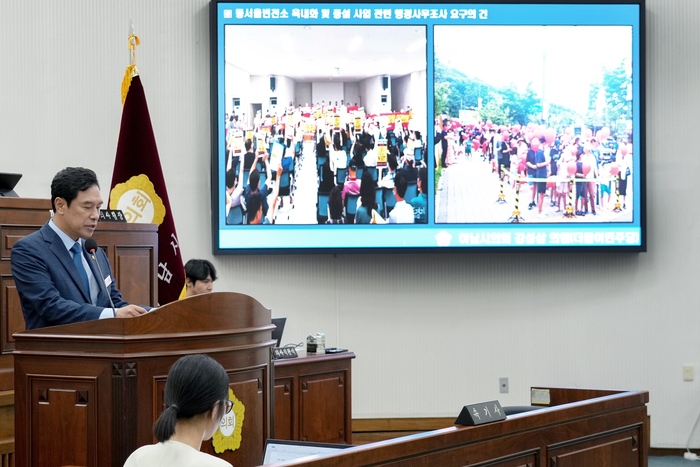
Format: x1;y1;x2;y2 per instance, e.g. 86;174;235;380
212;389;245;453
109;174;166;224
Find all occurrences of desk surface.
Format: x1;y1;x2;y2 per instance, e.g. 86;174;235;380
274;351;356;368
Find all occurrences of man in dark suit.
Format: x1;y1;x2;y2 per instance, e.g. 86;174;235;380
11;167;149;330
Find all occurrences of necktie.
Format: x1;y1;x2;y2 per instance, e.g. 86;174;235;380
71;242;91;298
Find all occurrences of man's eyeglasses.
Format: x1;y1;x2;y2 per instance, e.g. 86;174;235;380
223;399;233;414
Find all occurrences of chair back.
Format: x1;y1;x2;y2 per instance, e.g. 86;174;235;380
226;204;244;225
336;168;348;185
404;183;418;202
414;147;423;162
383;187;397;210
279;172;291;189
346;194;360;216
318;192;330;218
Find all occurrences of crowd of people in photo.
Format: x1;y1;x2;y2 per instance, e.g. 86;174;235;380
223;114;290;225
223;101;429;225
315;115;428;225
435;117;633;220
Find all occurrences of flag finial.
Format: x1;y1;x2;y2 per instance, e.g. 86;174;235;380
121;34;141;105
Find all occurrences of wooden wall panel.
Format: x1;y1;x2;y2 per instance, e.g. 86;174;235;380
471;453;538;467
112;247;155;307
300;371;347;443
1;279;24;355
548;426;641;467
0;200;51;393
0;390;15;465
274;353;354;445
274;376;294;441
91;225;158;307
112;362;139;466
29;378;97;467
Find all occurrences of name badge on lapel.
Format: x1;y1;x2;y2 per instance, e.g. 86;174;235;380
104;275;113;288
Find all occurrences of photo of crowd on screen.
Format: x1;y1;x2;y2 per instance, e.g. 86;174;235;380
221;25;430;226
432;24;635;225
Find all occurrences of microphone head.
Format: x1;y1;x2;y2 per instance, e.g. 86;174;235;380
85;238;98;254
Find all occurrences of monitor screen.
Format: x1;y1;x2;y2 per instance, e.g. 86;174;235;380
210;1;645;253
262;439;352;465
271;317;286;347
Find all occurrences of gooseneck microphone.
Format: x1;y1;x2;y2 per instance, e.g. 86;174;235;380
84;238;117;317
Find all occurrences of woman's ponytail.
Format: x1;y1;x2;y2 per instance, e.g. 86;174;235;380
153;405;179;442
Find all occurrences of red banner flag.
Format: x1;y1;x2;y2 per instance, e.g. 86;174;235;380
109;68;184;305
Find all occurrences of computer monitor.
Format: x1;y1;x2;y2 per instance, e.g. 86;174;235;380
0;173;22;197
271;317;286;348
262;439;352;465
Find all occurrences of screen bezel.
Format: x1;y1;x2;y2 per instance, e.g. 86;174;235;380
209;0;646;255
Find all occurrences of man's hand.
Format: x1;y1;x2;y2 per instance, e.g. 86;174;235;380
115;305;148;318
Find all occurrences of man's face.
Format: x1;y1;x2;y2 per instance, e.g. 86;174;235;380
53;185;102;240
187;275;214;296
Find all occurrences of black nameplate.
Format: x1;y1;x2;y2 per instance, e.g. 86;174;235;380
455;400;506;426
99;209;127;222
273;347;298;359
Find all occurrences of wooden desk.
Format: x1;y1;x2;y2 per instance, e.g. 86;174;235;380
262;386;648;467
273;352;355;445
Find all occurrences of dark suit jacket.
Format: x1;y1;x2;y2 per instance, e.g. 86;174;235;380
11;222;131;330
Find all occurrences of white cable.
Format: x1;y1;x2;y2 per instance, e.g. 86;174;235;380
686;405;700;459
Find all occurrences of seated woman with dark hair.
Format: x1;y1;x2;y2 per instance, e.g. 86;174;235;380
350;133;366;169
318;156;335;193
124;354;233;467
325;186;345;224
355;171;383;224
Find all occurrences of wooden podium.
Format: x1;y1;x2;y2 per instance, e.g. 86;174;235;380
13;292;276;467
0;197;158;391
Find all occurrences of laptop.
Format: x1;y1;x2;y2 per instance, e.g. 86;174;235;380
0;173;22;197
271;317;286;348
262;439;352;465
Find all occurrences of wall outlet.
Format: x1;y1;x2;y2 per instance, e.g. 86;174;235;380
499;377;509;393
684;364;694;381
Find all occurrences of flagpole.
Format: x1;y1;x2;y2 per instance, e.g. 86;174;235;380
129;18;135;66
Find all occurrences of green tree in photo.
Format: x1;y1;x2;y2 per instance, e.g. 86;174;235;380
434;81;451;117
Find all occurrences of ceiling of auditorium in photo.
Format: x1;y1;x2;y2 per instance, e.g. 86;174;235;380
225;25;427;81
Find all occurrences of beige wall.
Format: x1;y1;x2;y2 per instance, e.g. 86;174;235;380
1;0;698;448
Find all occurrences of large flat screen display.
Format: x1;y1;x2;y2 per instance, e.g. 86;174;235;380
210;0;645;253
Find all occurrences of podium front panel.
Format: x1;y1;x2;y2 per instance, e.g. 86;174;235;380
14;292;275;467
